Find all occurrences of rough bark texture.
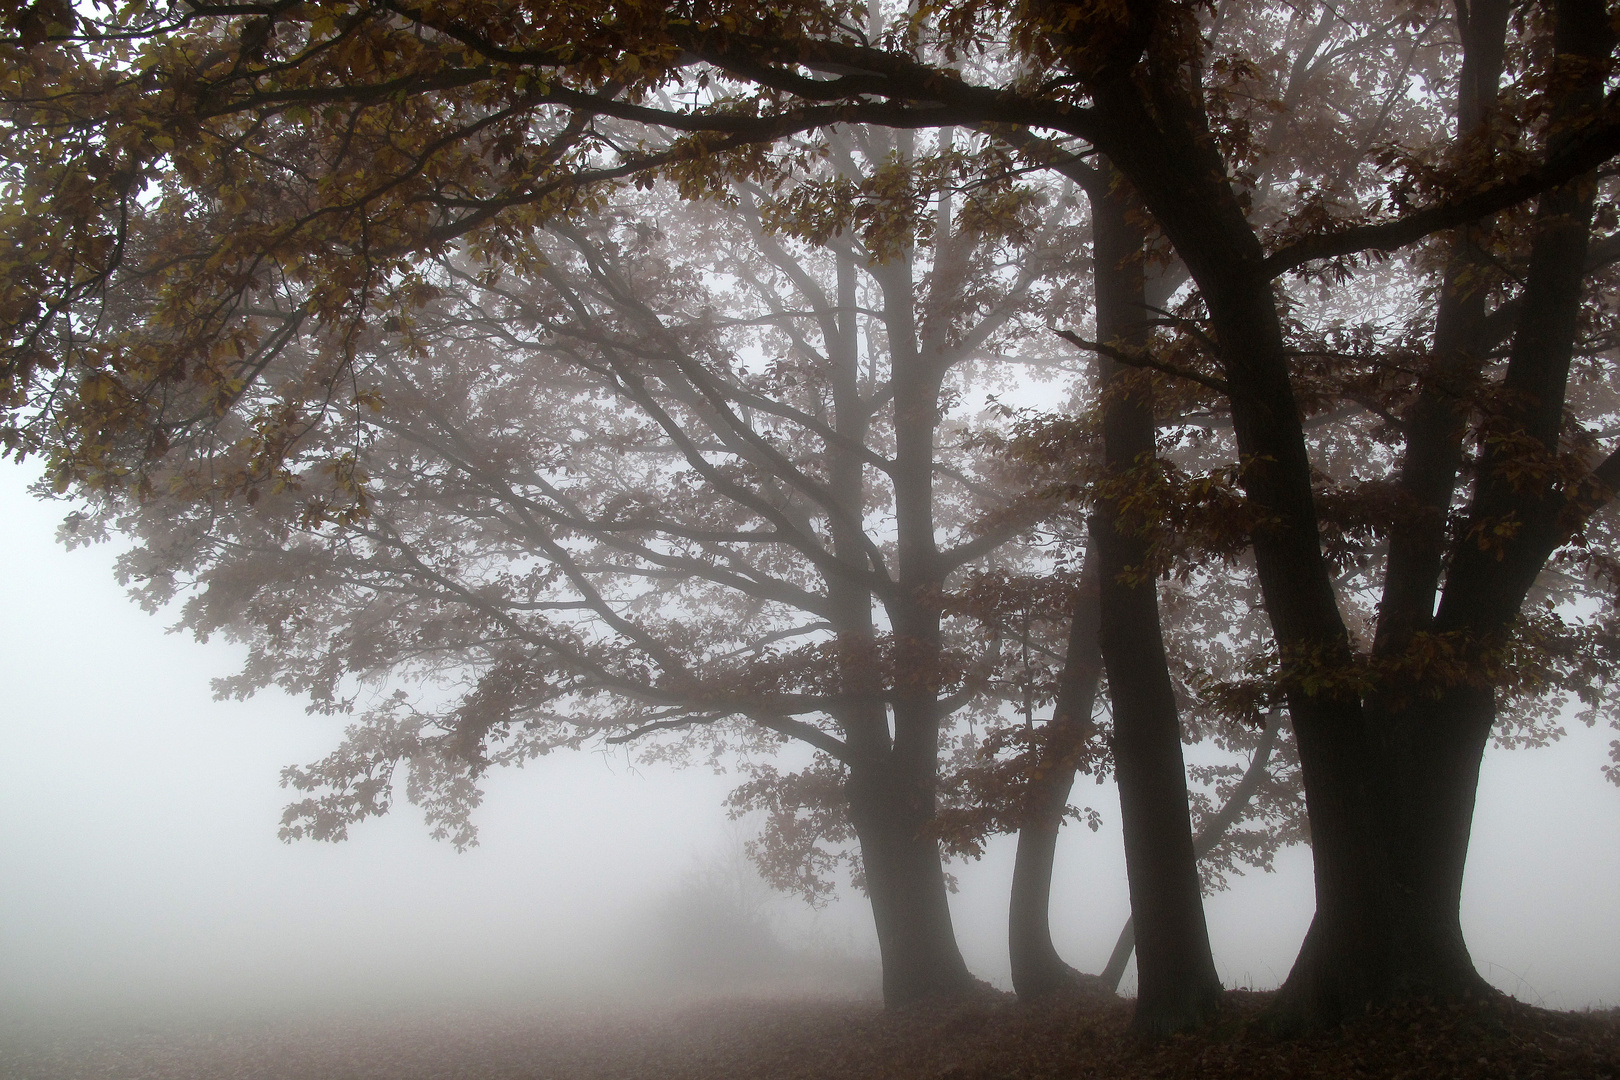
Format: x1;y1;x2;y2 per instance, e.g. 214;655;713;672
1087;172;1223;1035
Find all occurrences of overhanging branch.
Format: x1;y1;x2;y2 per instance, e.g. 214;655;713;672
1262;98;1620;277
1052;327;1232;396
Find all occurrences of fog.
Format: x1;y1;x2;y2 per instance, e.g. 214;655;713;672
1;465;1616;1028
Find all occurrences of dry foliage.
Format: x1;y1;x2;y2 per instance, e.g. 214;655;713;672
3;994;1617;1080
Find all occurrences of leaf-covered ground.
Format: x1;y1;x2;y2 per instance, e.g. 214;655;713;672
3;991;1616;1079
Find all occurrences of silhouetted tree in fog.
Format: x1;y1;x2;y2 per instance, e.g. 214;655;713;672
61;136;1108;1003
9;0;1620;1035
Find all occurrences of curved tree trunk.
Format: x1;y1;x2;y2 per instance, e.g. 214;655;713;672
1009;546;1108;998
1087;82;1391;1028
1088;171;1223;1035
1100;711;1284;991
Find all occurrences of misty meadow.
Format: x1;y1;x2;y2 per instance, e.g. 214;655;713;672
2;0;1619;1075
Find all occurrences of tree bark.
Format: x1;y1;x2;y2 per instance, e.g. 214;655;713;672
1100;710;1284;991
1008;546;1108;998
1080;51;1401;1027
846;756;980;1004
1372;0;1510;661
1358;0;1514;1005
1088;170;1223;1034
815;217;978;1007
1030;0;1620;1027
1073;0;1616;1026
1374;0;1615;1003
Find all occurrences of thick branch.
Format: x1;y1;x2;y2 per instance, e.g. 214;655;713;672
1262;96;1620;276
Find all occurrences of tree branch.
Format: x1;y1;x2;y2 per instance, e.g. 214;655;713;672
1262;97;1620;277
1052;327;1232;396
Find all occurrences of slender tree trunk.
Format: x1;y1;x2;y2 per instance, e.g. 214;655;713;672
1009;546;1108;998
1100;711;1285;991
1088;172;1223;1034
1371;0;1509;661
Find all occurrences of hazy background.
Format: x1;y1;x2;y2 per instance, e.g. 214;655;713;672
2;463;1616;1024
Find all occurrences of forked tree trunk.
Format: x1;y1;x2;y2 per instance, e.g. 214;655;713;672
1009;549;1107;998
1056;0;1618;1028
1349;0;1513;1009
1281;0;1614;1023
1075;71;1389;1029
1088;172;1223;1034
1083;64;1461;1027
839;224;981;1007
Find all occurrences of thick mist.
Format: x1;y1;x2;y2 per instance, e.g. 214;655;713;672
1;465;1615;1028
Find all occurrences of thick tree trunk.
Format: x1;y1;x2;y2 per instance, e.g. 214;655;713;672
1371;0;1613;1001
1058;0;1616;1027
846;758;979;1004
1377;687;1498;998
1081;64;1403;1027
1009;548;1107;998
1357;2;1512;1003
1088;174;1223;1034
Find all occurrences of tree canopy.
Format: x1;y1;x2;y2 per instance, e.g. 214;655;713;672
7;0;1620;1033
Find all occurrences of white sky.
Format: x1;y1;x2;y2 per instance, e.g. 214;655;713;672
1;463;1616;1021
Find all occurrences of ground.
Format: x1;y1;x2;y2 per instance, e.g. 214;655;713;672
2;992;1616;1079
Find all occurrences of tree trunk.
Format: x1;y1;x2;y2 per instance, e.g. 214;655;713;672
1056;0;1616;1027
1100;711;1285;991
1089;172;1223;1035
1092;466;1224;1034
846;757;979;1004
845;224;981;1007
1083;68;1398;1027
1371;0;1509;661
1351;0;1512;1004
1009;547;1108;998
1370;0;1614;1003
1377;687;1498;998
